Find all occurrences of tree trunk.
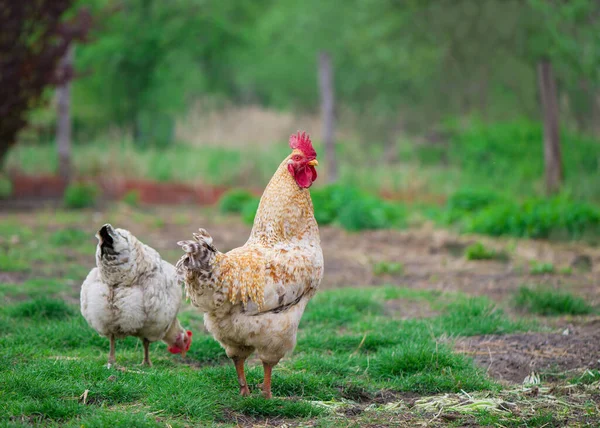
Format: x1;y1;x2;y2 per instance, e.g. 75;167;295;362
537;59;563;194
318;51;337;183
56;44;74;183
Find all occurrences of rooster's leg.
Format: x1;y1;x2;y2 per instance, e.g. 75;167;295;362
142;338;152;367
262;362;274;399
233;357;250;396
107;335;116;367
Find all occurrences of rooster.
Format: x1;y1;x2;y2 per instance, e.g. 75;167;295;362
81;224;192;367
176;131;323;398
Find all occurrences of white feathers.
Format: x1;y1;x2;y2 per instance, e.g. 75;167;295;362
80;227;183;344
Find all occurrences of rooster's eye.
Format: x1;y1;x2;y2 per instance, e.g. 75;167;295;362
293;155;302;161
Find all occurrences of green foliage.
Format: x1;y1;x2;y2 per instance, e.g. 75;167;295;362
464;242;503;261
443;189;504;224
569;369;600;385
122;190;141;207
0;251;30;272
0;176;12;198
310;185;362;226
63;183;100;209
49;228;89;246
373;261;404;276
6;297;75;320
514;285;594;315
241;197;260;225
74;0;231;145
529;261;555;275
312;184;405;231
462;196;600;241
218;189;255;214
446;121;600;201
337;196;404;232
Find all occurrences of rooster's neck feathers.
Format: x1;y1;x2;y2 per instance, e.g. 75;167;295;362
248;156;319;246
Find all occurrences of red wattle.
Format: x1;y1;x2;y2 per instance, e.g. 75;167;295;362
290;164;317;188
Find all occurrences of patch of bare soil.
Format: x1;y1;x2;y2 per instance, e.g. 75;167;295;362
0;271;30;283
455;319;600;383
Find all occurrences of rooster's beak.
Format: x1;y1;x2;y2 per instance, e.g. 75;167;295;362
308;159;318;166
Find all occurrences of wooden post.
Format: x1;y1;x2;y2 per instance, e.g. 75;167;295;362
56;44;74;183
318;51;337;183
537;59;563;194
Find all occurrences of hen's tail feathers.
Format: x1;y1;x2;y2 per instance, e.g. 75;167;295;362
176;229;218;279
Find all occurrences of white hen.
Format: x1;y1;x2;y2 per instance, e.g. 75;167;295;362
80;224;192;367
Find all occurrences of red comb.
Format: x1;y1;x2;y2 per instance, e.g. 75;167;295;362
289;131;316;158
168;330;193;354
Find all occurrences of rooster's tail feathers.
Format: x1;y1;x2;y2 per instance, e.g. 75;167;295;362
176;228;217;274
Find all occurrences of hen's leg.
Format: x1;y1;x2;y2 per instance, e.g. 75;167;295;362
262;362;274;399
107;335;116;367
142;338;152;367
233;357;250;397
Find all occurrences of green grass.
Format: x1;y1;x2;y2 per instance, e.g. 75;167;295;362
372;261;404;276
0;283;528;426
514;285;595;315
0;205;596;426
568;369;600;385
529;261;556;275
464;242;506;261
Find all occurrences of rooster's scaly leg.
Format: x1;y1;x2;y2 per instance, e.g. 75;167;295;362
233;357;250;396
262;362;274;399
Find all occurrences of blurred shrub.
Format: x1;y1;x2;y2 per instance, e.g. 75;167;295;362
63;183;100;209
50;228;89;246
438;121;600;201
443;189;504;224
219;189;255;214
0;176;12;199
241;198;261;225
311;184;361;225
338;196;403;231
313;185;406;231
122;190;141;207
464;197;600;240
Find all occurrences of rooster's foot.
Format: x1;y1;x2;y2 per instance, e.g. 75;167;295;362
240;386;251;397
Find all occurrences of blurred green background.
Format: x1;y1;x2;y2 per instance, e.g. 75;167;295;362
2;0;600;238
